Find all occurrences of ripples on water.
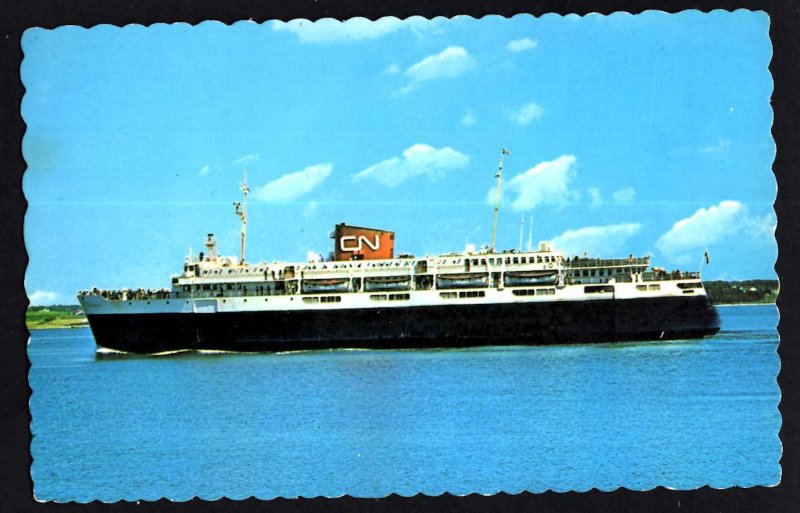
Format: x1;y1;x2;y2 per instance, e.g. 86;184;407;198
28;305;781;501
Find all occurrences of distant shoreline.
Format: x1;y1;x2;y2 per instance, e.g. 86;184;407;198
27;322;89;331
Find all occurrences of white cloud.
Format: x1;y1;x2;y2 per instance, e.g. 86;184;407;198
700;139;731;153
612;187;636;202
507;37;538;52
588;187;603;206
198;164;210;176
746;212;777;239
655;200;774;262
511;102;544;125
303;200;319;218
29;290;59;306
384;63;400;74
490;155;579;212
461;110;476;127
235;153;260;164
253;163;332;203
551;223;642;257
353;144;469;187
399;46;475;94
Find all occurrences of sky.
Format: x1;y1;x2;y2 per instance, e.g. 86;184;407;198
21;11;776;305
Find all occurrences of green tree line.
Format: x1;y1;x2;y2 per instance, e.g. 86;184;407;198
703;280;778;305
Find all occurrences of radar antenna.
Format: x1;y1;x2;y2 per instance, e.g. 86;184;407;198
491;148;510;253
233;169;250;265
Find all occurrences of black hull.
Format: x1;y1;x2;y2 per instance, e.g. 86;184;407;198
86;295;721;354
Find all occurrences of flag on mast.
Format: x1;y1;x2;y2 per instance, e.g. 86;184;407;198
502;148;511;155
704;250;710;265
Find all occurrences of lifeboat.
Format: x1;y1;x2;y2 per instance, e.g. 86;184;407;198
504;269;558;287
301;278;350;294
363;275;411;292
436;272;489;289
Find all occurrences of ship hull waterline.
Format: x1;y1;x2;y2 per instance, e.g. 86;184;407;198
84;295;721;355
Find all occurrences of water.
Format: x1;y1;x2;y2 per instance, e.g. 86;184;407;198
29;305;781;501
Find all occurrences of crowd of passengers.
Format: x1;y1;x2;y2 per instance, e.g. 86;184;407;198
81;287;173;300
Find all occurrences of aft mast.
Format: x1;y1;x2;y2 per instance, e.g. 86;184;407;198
233;170;250;265
491;148;510;253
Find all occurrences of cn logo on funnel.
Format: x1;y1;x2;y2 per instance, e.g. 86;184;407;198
339;235;380;252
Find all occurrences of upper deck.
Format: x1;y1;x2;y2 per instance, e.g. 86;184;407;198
79;242;704;304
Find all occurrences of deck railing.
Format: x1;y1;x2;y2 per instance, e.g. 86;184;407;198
564;257;650;269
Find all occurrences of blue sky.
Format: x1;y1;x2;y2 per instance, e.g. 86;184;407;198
22;11;775;305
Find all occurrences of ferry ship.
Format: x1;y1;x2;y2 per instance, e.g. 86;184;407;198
78;153;720;354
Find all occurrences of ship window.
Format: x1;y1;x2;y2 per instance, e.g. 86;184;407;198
537;256;543;263
370;294;388;301
590;270;596;277
481;259;486;265
536;288;555;295
440;292;457;299
677;282;702;289
636;285;648;291
648;284;661;291
505;258;511;264
458;290;485;298
512;289;532;296
202;285;210;290
388;293;410;301
582;270;588;277
303;297;320;304
584;285;614;294
512;257;518;264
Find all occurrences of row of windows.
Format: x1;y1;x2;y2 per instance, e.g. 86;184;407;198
309;261;415;271
302;296;342;304
439;290;487;299
569;267;643;278
370;293;411;301
636;284;662;291
198;267;269;275
183;283;263;292
438;255;557;266
512;288;556;296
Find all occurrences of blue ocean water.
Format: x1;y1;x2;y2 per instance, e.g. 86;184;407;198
29;304;781;502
